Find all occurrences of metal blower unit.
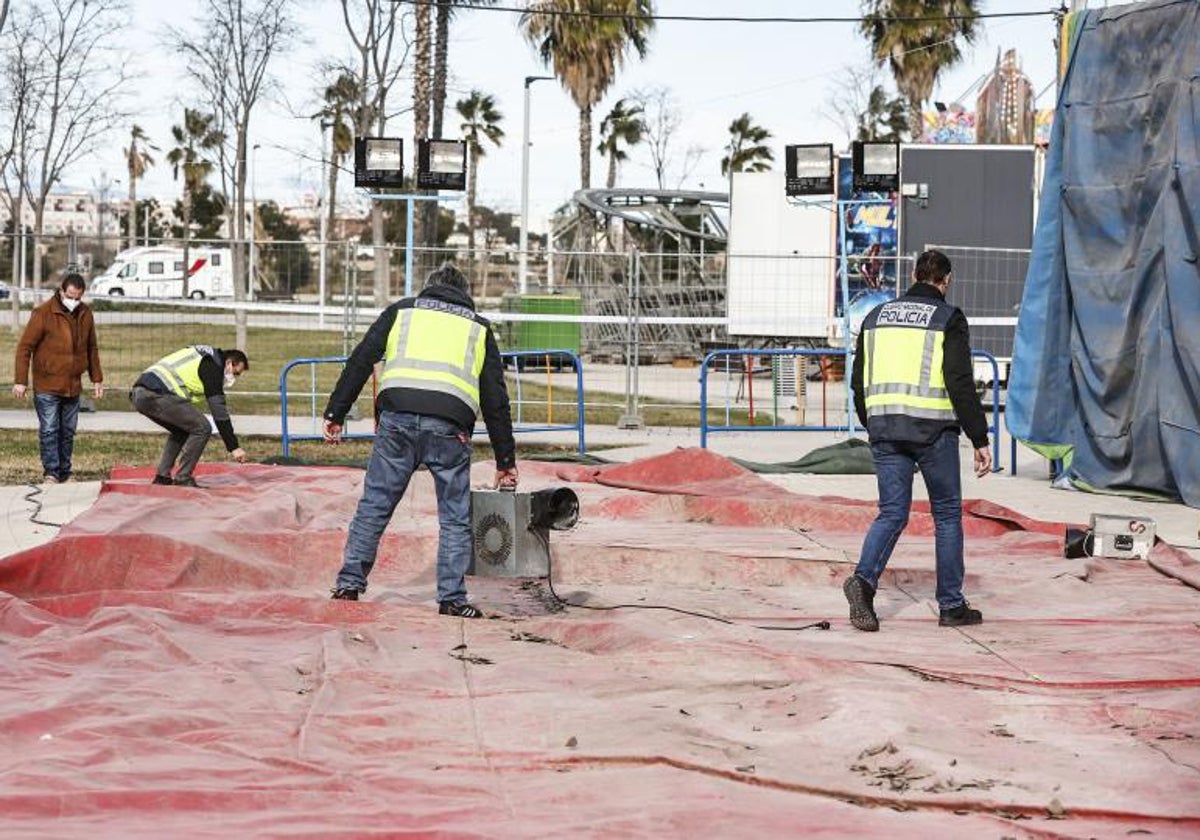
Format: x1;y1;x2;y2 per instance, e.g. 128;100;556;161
469;488;580;577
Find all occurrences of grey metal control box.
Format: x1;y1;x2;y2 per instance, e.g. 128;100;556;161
1089;514;1155;560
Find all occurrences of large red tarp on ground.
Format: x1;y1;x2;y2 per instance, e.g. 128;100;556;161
1;449;1198;838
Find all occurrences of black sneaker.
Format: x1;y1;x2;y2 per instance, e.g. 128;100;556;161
939;602;983;627
439;600;483;619
330;587;360;601
173;476;200;488
152;474;173;486
843;574;880;632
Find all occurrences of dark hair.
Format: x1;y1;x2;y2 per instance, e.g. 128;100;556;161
223;348;249;370
61;273;86;292
423;262;469;294
914;249;952;285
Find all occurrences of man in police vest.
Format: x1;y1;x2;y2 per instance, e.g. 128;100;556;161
130;346;249;487
324;263;517;618
845;249;992;631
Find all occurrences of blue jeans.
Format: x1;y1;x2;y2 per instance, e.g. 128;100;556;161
34;393;81;480
336;411;474;603
854;428;966;610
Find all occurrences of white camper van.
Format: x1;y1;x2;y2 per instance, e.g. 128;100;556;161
91;247;234;299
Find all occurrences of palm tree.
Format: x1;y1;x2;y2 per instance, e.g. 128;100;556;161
860;0;980;140
456;90;504;293
316;72;367;242
166;109;224;298
413;1;434;267
597;98;645;190
720;113;774;177
124;125;158;250
521;0;655;246
432;1;498;139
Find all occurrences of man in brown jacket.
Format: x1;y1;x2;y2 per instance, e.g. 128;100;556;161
13;274;104;483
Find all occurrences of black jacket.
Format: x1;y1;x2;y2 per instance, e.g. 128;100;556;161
852;283;989;449
323;284;516;469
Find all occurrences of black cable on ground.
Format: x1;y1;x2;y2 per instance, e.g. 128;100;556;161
537;530;830;632
22;481;65;528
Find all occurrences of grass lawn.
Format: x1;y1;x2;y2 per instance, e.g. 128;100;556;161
1;321;364;417
1;322;778;427
0;430;603;485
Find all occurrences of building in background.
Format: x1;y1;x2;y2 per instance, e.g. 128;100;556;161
0;191;125;237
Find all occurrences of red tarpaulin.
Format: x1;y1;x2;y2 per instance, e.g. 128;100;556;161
1;451;1198;838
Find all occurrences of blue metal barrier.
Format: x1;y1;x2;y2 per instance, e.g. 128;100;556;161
970;349;1003;473
699;346;1005;472
501;349;587;455
279;357;375;457
700;348;852;448
279;350;586;457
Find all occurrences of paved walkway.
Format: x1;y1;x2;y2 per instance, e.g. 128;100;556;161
1;408;1197;562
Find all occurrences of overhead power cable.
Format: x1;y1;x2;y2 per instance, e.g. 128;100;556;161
389;0;1056;25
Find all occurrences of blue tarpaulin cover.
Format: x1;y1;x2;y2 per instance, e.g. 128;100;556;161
1007;0;1200;506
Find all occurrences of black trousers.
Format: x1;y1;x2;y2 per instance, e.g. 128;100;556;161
129;385;212;480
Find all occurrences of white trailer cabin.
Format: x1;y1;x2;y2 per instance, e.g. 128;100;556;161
91;247;234;299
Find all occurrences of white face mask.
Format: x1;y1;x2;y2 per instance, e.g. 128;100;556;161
224;372;237;388
61;296;81;313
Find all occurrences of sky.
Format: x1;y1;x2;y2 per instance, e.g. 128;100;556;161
93;0;1068;234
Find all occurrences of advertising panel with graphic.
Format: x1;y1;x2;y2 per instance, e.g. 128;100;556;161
834;156;898;342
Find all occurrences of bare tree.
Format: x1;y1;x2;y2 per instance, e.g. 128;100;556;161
7;0;130;289
629;86;702;191
632;87;677;190
340;0;412;307
822;63;908;147
0;7;41;231
0;7;45;326
171;0;295;350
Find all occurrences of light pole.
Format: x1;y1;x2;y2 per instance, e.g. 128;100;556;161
519;75;553;295
250;143;260;301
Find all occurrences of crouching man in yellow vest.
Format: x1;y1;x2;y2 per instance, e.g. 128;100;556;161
130;346;249;487
324;263;517;618
845;249;992;632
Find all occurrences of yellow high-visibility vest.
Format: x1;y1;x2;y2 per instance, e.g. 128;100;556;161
145;346;207;405
862;299;956;423
379;300;487;416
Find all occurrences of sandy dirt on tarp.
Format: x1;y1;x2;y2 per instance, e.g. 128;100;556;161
1;449;1198;839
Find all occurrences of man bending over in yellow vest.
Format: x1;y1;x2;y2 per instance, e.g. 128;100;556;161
130;346;249;487
323;263;517;618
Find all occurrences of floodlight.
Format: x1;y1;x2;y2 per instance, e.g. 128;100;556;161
784;144;835;196
354;137;405;189
417;139;467;190
852;141;900;192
